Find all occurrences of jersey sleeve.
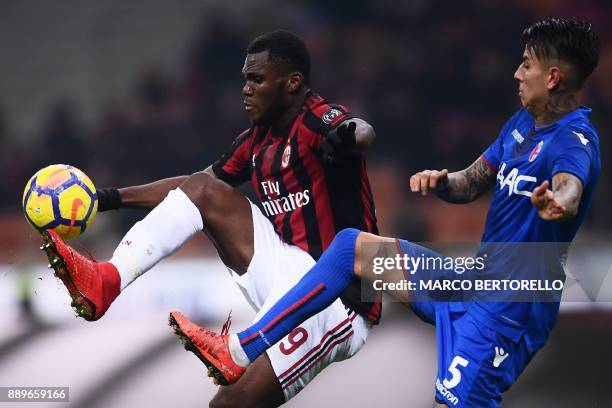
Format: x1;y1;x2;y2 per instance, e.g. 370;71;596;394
482;134;504;171
550;127;595;187
304;101;357;149
481;109;524;170
312;102;355;128
212;129;253;187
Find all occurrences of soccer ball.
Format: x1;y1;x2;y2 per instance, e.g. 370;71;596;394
22;164;98;239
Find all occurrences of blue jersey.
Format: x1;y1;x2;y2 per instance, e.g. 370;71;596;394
466;106;601;352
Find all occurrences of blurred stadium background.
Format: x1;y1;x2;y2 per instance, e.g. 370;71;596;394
1;1;611;407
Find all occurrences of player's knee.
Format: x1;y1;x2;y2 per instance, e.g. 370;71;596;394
327;228;361;277
332;228;362;258
181;171;217;205
333;228;361;249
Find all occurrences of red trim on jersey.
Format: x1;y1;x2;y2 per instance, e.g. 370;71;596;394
240;283;326;346
481;155;498;172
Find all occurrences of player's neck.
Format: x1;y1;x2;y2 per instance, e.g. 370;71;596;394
535;91;580;126
271;88;309;132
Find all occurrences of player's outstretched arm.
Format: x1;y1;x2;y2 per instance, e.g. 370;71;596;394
410;157;497;203
99;166;217;211
531;173;583;221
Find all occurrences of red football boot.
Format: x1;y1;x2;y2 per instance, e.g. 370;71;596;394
169;311;246;385
41;230;120;321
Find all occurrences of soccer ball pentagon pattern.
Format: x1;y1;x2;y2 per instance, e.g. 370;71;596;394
22;164;98;239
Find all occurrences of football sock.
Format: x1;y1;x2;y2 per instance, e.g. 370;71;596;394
236;228;360;362
110;188;204;290
228;334;250;367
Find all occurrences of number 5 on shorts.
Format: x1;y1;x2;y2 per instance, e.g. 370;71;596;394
443;356;469;389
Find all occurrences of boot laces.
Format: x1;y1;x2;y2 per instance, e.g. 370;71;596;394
221;310;232;336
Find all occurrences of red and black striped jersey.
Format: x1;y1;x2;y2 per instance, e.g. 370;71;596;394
212;91;381;323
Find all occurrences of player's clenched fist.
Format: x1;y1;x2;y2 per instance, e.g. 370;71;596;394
410;169;449;196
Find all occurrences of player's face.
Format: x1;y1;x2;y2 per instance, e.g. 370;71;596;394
242;51;289;126
514;48;551;115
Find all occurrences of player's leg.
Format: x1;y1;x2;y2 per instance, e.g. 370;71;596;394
209;354;285;408
168;229;418;382
237;229;428;361
112;170;254;288
176;171;254;273
164;195;307;407
261;303;369;402
431;303;534;407
42;170;256;320
235;228;364;361
171;215;371;406
167;227;449;400
171;298;368;407
209;304;368;407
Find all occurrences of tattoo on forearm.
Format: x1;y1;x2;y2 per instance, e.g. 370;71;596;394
554;174;571;191
552;172;583;217
436;158;496;203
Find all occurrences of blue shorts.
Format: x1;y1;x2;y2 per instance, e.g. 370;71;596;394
411;301;533;407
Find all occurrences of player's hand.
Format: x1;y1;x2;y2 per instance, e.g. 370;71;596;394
321;121;357;164
410;169;449;196
531;180;566;221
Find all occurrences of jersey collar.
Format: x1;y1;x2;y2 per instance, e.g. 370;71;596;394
554;105;592;127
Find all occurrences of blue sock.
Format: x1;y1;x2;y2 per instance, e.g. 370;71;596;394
237;228;360;362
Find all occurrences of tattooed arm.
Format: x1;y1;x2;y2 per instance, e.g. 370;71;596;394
409;157;497;204
530;173;583;221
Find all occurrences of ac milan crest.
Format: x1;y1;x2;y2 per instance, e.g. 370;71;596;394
281;144;291;168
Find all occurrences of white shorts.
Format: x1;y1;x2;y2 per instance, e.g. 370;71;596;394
228;201;371;400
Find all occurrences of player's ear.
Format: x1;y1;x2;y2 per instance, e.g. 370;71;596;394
547;66;562;91
287;71;303;94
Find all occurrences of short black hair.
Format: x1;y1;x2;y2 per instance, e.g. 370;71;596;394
247;30;311;85
522;17;600;88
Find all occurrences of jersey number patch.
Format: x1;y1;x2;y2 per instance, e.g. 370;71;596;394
280;327;309;355
443;356;469;389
